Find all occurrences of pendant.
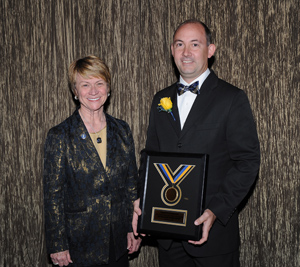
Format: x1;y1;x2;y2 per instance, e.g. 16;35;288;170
97;137;102;143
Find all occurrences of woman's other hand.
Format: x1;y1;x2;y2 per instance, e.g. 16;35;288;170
127;232;142;254
50;250;73;266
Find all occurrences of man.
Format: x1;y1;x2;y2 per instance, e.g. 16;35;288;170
133;19;260;267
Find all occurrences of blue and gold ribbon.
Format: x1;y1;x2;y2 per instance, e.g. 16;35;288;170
156;163;194;185
154;163;195;206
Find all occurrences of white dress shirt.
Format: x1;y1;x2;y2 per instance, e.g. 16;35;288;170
177;69;211;129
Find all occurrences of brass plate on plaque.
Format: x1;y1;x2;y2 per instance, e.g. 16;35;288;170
151;207;187;226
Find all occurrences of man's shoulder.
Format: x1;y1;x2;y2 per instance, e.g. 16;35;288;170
205;71;244;97
154;82;177;97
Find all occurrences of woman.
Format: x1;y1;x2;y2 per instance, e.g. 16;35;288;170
44;55;140;267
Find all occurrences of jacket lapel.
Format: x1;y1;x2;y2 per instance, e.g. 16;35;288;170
179;71;218;139
168;84;181;137
104;115;115;174
73;109;105;170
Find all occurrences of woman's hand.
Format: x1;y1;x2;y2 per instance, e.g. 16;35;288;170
50;250;73;266
127;232;142;254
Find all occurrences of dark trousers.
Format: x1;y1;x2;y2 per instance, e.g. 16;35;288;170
88;231;128;267
158;240;240;267
100;232;128;267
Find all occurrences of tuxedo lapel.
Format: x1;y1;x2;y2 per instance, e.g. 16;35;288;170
168;84;181;137
180;71;218;139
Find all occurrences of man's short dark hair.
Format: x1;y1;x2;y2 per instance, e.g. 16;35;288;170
173;19;212;46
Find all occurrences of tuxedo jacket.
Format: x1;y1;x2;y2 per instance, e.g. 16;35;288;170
143;70;260;257
43;109;137;266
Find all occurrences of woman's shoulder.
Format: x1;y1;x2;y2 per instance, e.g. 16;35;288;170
106;114;131;132
47;110;78;136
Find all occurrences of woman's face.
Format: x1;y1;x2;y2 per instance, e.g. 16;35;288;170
74;73;109;113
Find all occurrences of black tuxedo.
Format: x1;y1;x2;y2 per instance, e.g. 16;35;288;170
143;71;260;257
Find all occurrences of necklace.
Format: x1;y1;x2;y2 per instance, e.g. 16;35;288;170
79;110;103;144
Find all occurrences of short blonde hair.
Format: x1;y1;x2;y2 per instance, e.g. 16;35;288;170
68;55;111;94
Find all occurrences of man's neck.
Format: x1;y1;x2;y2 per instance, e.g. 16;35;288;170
179;68;210;85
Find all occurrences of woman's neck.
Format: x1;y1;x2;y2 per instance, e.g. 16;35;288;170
78;107;106;133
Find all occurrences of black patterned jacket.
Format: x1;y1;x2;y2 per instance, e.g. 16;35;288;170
43;109;137;266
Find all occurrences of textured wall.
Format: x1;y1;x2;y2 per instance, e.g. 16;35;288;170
1;0;299;266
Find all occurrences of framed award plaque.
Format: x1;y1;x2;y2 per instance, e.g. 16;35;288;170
138;151;208;241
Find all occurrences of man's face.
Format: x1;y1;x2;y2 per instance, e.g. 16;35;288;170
171;23;215;83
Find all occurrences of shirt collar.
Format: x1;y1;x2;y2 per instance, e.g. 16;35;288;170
179;68;211;87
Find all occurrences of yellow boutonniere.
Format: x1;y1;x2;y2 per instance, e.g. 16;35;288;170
157;97;176;121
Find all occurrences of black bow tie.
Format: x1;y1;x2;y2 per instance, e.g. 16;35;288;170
177;81;200;95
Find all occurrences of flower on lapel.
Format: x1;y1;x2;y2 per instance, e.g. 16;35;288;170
157;97;176;121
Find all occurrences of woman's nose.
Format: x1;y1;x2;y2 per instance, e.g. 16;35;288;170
90;84;98;94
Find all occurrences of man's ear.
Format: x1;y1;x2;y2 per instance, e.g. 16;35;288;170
171;44;175;57
208;44;216;58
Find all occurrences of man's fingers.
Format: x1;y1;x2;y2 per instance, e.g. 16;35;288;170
194;217;203;226
133;199;141;215
135;207;142;216
188;209;216;245
132;198;147;236
132;211;139;236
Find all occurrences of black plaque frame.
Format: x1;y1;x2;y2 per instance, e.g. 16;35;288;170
138;151;208;241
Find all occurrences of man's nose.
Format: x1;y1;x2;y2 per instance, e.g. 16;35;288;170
182;46;191;56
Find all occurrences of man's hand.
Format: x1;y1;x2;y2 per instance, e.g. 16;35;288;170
188;209;216;245
132;198;142;236
50;250;73;266
127;232;142;254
